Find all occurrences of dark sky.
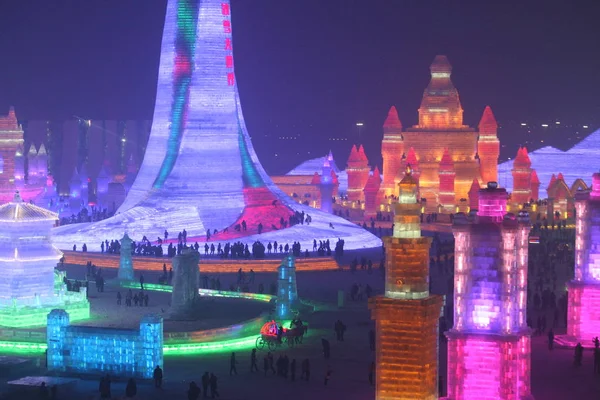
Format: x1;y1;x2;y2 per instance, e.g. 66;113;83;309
0;0;599;174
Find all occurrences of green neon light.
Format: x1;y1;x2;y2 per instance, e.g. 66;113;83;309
0;333;261;357
120;281;274;303
0;301;90;328
164;334;259;355
121;281;173;293
0;341;47;354
237;117;264;188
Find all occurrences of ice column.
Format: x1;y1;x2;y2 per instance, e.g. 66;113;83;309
446;182;533;400
276;253;299;319
567;173;600;341
170;249;200;316
118;233;134;281
369;167;444;400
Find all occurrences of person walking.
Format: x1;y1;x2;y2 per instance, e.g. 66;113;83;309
268;352;276;375
250;349;259;372
369;361;375;386
324;366;332;386
290;359;296;381
153;365;163;388
548;328;555;350
201;372;210;398
187;381;201;400
125;378;137;398
209;373;219;398
230;352;238;376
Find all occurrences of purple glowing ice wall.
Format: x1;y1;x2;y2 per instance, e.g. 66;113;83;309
447;182;533;400
567;173;600;341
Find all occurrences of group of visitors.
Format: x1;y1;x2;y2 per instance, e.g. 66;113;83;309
117;288;149;307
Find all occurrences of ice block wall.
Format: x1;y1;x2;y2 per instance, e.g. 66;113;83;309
47;310;163;379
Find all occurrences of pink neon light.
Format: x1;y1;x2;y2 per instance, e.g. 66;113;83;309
591;173;600;199
447;335;531;399
227;72;235;86
223;20;231;33
225;55;234;69
221;3;230;15
568;284;600;340
225;38;232;51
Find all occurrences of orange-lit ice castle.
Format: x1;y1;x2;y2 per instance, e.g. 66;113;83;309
355;55;501;213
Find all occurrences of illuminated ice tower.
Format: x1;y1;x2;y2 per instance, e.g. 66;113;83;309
381;106;404;196
447;182;533;400
369;167;444;400
346;145;370;202
52;0;380;253
511;147;532;206
438;148;456;212
0;107;24;188
364;167;382;220
276;253;299;319
318;155;334;213
0;192;89;327
477;106;500;185
566;173;600;343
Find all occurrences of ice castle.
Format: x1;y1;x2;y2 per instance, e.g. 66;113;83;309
0;192;89;327
52;0;380;253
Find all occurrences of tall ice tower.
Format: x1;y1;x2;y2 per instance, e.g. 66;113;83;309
446;182;533;399
564;173;600;343
52;0;380;252
369;166;444;400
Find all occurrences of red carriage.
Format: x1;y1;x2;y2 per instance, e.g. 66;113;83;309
255;320;306;350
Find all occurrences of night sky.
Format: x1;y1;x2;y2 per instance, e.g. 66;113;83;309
0;0;599;175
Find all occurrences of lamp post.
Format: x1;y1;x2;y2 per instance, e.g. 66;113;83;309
356;122;364;139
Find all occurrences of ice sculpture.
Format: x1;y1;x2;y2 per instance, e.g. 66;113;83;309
52;0;380;253
0;192;89;327
276;253;299;319
498;127;600;199
446;182;533;400
369;167;444;399
47;309;163;379
117;233;134;281
318;157;334;213
170;249;200;316
566;173;600;342
381;106;404;196
363;167;382;219
0;107;23;188
380;57;499;205
346;145;370;202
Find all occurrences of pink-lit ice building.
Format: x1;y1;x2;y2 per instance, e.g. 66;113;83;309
446;182;533;400
565;173;600;344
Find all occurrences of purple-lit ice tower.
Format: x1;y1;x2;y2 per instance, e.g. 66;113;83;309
567;173;600;342
446;182;533;400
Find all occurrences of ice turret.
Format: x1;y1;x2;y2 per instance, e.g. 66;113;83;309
381;106;404;196
511;147;532;205
346;144;370;202
477;106;500;184
364;166;382;219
